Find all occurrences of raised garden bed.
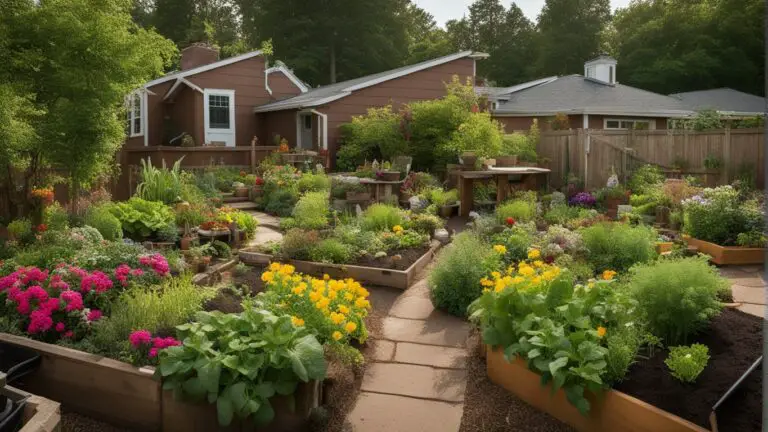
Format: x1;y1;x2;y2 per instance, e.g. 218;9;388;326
240;241;440;289
684;236;765;265
0;333;321;432
2;386;61;432
486;308;762;432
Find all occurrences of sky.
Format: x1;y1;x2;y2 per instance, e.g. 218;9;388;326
413;0;633;27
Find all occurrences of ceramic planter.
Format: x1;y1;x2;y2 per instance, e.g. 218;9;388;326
494;155;518;167
485;347;707;432
683;236;765;265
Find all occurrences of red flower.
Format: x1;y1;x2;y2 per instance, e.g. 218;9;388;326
506;217;516;226
254;177;264;186
36;224;48;232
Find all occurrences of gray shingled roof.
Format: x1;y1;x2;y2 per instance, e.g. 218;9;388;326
670;88;765;114
254;51;482;113
494;75;693;117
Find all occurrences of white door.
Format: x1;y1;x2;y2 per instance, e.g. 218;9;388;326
300;114;313;149
204;89;236;147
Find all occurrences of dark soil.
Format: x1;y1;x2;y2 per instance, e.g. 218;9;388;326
61;408;135;432
203;287;244;314
460;332;574;432
615;308;762;431
353;246;430;270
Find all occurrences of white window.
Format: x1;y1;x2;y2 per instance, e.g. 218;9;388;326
125;92;145;137
604;118;655;130
203;89;236;147
208;94;231;129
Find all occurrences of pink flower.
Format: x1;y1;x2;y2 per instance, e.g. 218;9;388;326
27;310;53;334
55;322;66;332
152;336;181;349
60;290;84;312
80;271;113;293
87;309;102;322
63;330;74;338
39;298;60;314
129;330;152;348
148;348;159;358
130;268;144;277
25;285;48;302
139;254;170;277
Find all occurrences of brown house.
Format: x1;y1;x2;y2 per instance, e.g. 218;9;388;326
483;55;694;133
125;44;308;152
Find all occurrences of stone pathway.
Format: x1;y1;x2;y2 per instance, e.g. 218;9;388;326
722;264;766;317
245;211;283;248
347;278;471;432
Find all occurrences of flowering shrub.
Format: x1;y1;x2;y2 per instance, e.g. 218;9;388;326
568;192;596;208
0;255;169;341
682;185;764;246
259;263;371;363
536;225;585;260
31;187;54;205
469;262;637;414
128;329;180;364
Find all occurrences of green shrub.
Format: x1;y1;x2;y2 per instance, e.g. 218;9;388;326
552;255;594;282
544;204;582;225
406;213;444;235
337;106;407;171
135;157;184;204
333;225;386;255
74;240;147;271
108;198;175;240
362;204;403;231
263;188;299;217
71;226;105;244
445;112;504;159
90;274;216;357
429;233;500;316
665;344;710;383
496;199;536;223
85;205;123;241
44;203;69;231
629;165;665;195
630;257;725;345
279;217;297;231
278;229;319;261
395;230;429;249
490;227;533;263
232;211;258;239
293;191;330;229
310;238;353;264
683;186;764;246
501;132;537;162
297;172;331;193
604;325;642;385
581;223;656;273
7;218;32;241
426;188;459;207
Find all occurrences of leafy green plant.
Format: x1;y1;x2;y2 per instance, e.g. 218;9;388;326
263;188;299;217
604;325;642;385
108;198;175;240
496;199;536;223
665;344;710;383
7;218;32;241
43;202;69;231
278;229;319;261
406;213;444;235
292;191;330;230
136;157;185;204
445;112;504;159
337;106;407;171
297;172;331;193
703;154;722;171
490;226;533;264
544;204;583;225
500;121;538;161
231;211;258;239
156;304;326;427
85;205;123;241
581;223;656;273
330;180;366;200
736;231;766;248
426;188;459;207
310;239;353;264
394;230;429;249
683;186;764;246
628;165;665;195
630;257;725;345
361;204;403;231
429;233;500;316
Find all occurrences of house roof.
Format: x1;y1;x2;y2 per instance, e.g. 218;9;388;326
266;65;309;93
669;88;766;115
253;51;487;113
476;76;558;100
143;50;264;88
493;75;693;118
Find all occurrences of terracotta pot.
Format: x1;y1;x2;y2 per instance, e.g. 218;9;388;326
234;187;249;198
180;236;195;251
604;197;624;218
495;155;518;167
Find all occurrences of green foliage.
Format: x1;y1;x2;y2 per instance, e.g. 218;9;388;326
665;344;710;383
43;203;69;231
278;229;320;261
361;204;403;231
496;199;536;223
429;233;500;316
490;226;533;264
136;158;185;204
232;211;258;239
581;223;656;273
90;274;216;357
406;213;444;235
628;165;665;195
683;186;764;246
393;230;429;249
263;188;299;217
157;305;326;427
7;218;32;240
74;240;148;271
544;204;585;225
332;225;386;255
426;188;459;207
85;205;123;241
670;109;723;131
337;106;407;171
630;257;725;345
604;325;642;385
108;198;175;240
310;239;353;264
292;191;330;230
297;172;331;193
445;112;504;159
736;231;766;248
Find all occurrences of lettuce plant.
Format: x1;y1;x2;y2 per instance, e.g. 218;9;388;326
157;304;326;427
108;197;175;240
665;344;710;383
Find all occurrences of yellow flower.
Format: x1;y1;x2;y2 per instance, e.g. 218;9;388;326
316;297;330;309
291;316;305;326
491;271;501;280
328;290;338;299
392;225;404;233
279;264;295;275
519;266;535;277
309;291;320;302
344;322;357;333
356;286;369;297
269;262;281;272
332;331;343;341
601;270;617;280
355;298;370;309
344;292;355;301
531;276;542;285
597;326;607;338
493;244;507;254
480;277;493;287
494;280;506;293
527;249;541;260
330;312;345;324
512;276;525;284
542;270;556;281
323;273;330;280
261;271;274;283
533;260;544;268
338;305;350;314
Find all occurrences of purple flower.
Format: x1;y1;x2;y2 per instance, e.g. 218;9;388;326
568;192;596;208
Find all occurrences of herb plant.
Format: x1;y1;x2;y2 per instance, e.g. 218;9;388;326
665;344;710;383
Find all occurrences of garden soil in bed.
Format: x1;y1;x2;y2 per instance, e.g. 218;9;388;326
353;246;430;270
615;308;762;431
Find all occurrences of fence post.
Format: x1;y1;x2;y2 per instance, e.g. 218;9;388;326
250;136;258;173
722;126;731;184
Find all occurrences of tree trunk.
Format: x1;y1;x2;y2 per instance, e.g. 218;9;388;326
329;43;336;84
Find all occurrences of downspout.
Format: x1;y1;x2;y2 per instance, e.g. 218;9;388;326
583;114;590;188
264;59;272;97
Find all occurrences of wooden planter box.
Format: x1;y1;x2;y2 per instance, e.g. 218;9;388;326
2;386;61;432
684;236;766;265
0;333;320;432
239;241;441;289
486;347;708;432
656;242;674;254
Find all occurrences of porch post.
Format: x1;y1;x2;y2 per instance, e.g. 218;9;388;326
295;111;301;149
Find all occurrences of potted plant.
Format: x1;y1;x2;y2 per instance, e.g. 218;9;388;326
702;153;722;187
375;161;401;181
232;181;249;197
199;220;230;237
344;182;371;202
428;188;459;218
597;184;629;219
459;151;477;169
252;176;265;197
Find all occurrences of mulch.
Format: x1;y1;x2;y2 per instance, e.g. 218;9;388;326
353;246;430;270
203;286;244;314
459;332;574;432
615;308;762;431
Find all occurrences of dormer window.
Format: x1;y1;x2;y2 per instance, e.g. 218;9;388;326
584;54;617;85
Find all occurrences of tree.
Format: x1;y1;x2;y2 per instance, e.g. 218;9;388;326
534;0;611;76
403;4;454;65
0;0;176;219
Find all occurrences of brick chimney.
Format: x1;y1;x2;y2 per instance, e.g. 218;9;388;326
180;43;219;70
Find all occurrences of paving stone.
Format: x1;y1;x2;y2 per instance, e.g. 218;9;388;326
347;392;463;432
248;211;280;228
247;226;283;246
228;201;258;211
368;340;396;362
381;316;469;348
389;296;435;320
737;303;765;318
727;275;767;288
361;363;467;402
401;278;431;299
731;285;767;305
738;265;765;274
394;342;467;369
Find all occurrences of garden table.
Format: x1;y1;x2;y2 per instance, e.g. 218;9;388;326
457;167;551;217
358;178;405;203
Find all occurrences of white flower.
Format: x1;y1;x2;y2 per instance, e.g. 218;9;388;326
685;353;692;359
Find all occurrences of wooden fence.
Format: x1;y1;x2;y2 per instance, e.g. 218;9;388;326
538;128;764;190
